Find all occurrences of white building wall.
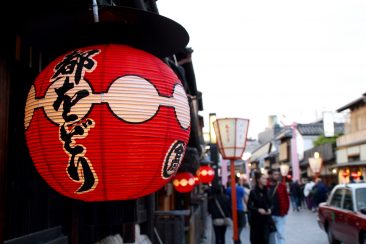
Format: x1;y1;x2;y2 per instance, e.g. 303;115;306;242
347;146;360;155
336;144;366;163
337;149;348;163
361;144;366;161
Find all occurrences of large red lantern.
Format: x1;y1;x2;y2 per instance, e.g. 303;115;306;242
198;165;215;184
172;172;195;193
24;44;190;201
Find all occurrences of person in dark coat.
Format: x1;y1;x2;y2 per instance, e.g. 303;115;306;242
247;172;272;244
208;184;231;244
312;178;328;210
290;180;302;211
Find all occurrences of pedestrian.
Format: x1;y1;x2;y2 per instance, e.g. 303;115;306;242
226;176;248;244
268;169;290;244
312;178;328;211
359;176;365;183
303;178;315;211
239;177;251;196
299;179;306;209
208;184;231;244
267;169;273;187
349;175;356;183
247;171;273;244
289;180;301;211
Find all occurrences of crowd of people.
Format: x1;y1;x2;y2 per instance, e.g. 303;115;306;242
206;170;344;244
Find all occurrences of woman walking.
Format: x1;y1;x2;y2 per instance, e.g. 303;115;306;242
208;184;231;244
247;172;273;244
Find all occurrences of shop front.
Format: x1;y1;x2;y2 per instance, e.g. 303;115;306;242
333;162;366;183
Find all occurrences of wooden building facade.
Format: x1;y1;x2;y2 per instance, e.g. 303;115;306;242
0;1;206;243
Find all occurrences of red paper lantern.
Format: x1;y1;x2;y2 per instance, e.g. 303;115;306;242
198;165;215;184
194;176;200;185
172;172;195;193
24;44;191;201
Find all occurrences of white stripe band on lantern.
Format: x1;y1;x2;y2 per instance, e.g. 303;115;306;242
24;75;190;130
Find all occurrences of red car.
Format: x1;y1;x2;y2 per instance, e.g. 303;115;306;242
317;183;366;244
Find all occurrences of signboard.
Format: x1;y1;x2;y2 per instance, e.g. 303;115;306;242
279;142;288;161
323;111;335;137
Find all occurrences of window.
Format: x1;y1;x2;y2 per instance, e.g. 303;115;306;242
356;188;366;211
330;189;343;208
348;155;360;162
343;189;353;211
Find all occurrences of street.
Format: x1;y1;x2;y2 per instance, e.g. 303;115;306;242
223;208;328;244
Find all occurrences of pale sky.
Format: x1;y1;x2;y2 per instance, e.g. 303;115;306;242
157;0;366;139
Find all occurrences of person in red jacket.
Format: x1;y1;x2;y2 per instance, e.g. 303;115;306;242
268;169;289;244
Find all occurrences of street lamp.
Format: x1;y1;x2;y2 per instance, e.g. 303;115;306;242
280;163;290;183
309;152;323;180
213;118;249;243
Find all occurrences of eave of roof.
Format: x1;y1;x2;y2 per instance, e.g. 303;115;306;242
337;96;366;112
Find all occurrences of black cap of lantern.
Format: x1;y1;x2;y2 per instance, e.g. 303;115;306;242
21;5;189;59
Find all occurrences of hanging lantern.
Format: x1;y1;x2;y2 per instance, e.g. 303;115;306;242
198;165;215;184
213;118;250;160
172;172;195;193
24;44;191;201
194;176;200;185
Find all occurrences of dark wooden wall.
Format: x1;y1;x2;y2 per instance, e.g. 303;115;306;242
0;53;10;244
2;32;137;244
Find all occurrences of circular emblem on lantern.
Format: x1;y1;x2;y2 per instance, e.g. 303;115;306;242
162;140;185;179
24;44;191;201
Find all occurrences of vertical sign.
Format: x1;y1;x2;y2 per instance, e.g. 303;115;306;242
221;159;228;187
323;111;335;137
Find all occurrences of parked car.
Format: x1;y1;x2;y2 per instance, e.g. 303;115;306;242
317;183;366;244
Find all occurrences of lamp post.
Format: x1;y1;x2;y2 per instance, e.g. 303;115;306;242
280;163;290;183
209;113;220;186
213;118;249;243
309;152;323;181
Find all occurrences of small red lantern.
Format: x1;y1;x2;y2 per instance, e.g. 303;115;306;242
172;172;195;193
194;176;200;185
198;165;215;184
24;44;190;201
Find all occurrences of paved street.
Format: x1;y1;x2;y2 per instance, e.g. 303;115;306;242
222;208;328;244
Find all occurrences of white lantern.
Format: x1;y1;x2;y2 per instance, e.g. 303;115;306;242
213;118;250;160
280;164;290;177
309;152;323;174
